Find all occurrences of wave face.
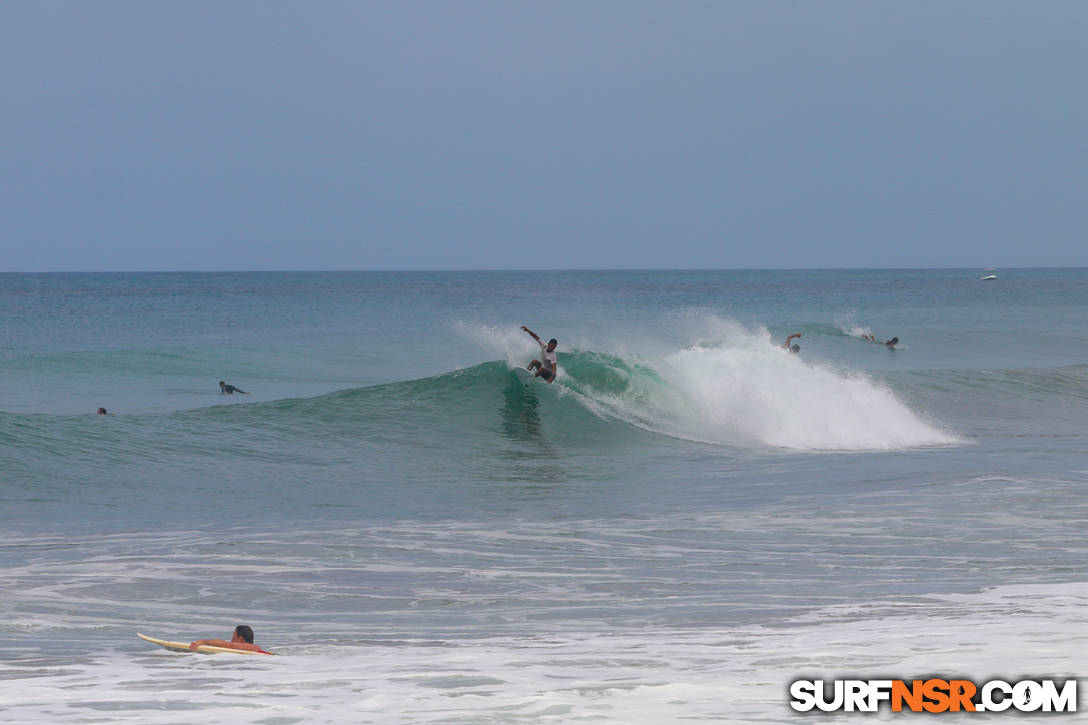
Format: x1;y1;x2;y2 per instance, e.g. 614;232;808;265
0;349;957;501
0;323;959;466
462;319;957;451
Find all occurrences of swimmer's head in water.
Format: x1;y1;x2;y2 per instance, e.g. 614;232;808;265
888;337;899;346
234;625;254;643
790;344;800;353
96;407;107;415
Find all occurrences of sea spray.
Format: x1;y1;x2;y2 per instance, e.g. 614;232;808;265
549;325;958;451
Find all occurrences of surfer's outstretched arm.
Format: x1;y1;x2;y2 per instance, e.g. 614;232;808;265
521;325;541;342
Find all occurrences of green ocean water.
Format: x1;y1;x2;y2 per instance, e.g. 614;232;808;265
1;269;1087;723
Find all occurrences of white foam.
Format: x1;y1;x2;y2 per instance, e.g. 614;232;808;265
4;581;1086;724
564;321;958;451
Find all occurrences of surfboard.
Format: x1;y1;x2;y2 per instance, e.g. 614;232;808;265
513;366;536;384
137;632;273;655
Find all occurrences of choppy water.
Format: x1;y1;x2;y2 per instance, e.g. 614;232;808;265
1;270;1087;722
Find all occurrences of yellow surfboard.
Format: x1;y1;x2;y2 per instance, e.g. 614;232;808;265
137;632;274;655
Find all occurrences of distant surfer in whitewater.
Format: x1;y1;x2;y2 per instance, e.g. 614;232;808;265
521;326;558;383
782;332;802;353
219;380;249;394
189;625;265;653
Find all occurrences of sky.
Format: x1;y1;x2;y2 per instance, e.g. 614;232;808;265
1;1;1086;271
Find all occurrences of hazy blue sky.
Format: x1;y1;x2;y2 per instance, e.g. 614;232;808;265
2;1;1085;271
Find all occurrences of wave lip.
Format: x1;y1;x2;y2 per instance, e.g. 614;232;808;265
559;334;958;452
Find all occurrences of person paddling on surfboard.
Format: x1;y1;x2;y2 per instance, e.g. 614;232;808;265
189;625;265;653
219;380;249;394
521;326;558;383
861;334;899;347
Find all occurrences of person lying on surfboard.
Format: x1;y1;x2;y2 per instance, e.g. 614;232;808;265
189;625;265;653
861;334;899;347
521;326;558;383
219;380;249;394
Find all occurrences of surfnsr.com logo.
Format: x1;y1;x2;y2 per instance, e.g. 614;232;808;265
789;679;1077;713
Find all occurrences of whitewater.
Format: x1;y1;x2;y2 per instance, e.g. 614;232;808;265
461;318;955;450
2;269;1087;723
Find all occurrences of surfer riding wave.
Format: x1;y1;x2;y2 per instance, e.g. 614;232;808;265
521;326;558;383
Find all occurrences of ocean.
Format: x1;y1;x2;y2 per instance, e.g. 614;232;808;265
1;269;1086;723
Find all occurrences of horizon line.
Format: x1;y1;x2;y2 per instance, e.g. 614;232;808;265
1;265;1083;275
